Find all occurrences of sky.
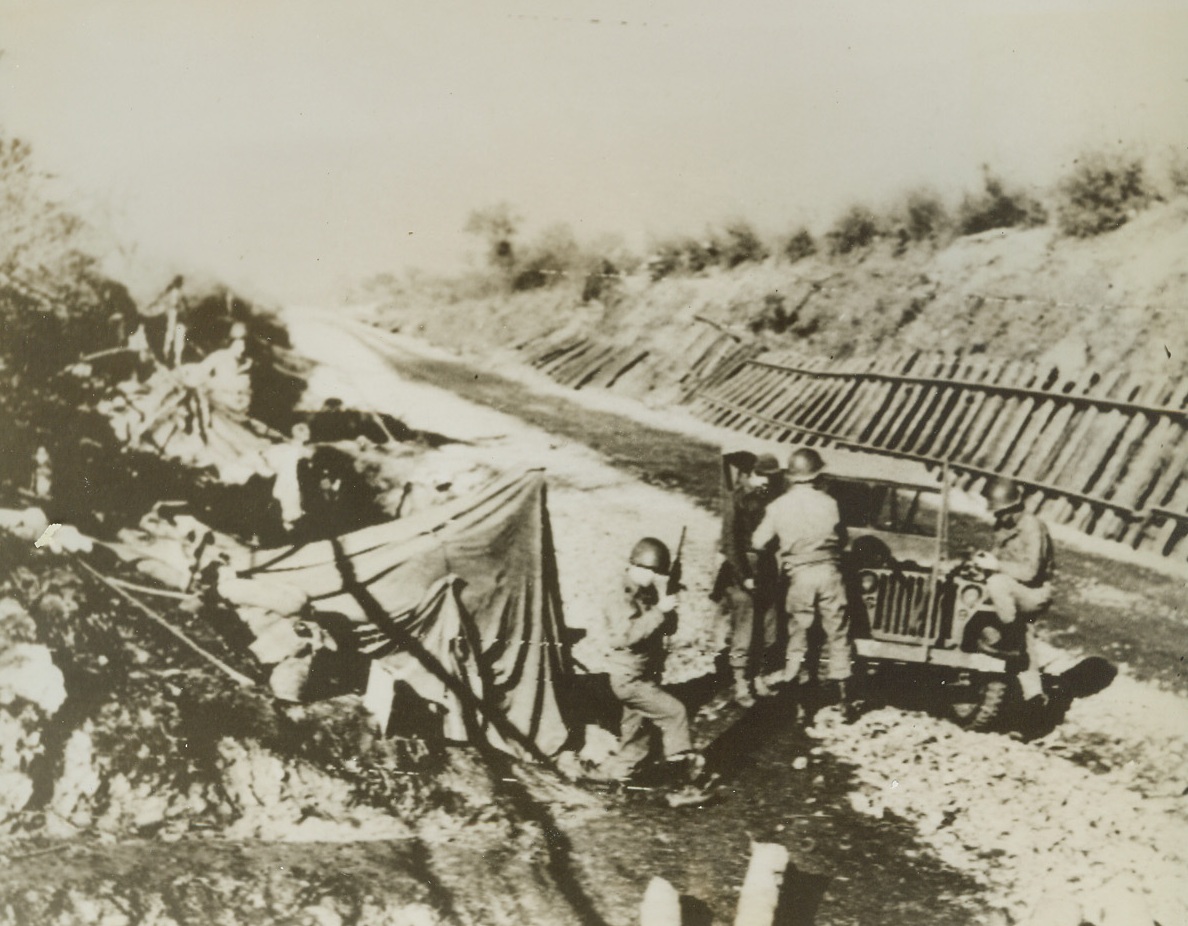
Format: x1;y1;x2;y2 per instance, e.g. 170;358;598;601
1;0;1186;304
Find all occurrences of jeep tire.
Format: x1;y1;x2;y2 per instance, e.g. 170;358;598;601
948;677;1008;731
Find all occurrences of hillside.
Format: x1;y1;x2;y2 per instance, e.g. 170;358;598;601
368;199;1188;394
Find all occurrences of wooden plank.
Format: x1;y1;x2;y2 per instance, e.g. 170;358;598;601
800;361;868;437
1141;480;1188;555
1036;369;1130;523
1017;368;1102;488
944;358;1014;469
719;364;779;430
767;357;834;442
1113;383;1188;546
1091;378;1183;538
568;345;619;388
929;356;999;460
900;355;965;456
541;339;593;377
943;357;1017;495
913;355;984;458
1066;375;1160;533
884;355;957;452
971;362;1044;473
994;366;1072;479
811;354;887;440
853;354;917;445
780;357;844;433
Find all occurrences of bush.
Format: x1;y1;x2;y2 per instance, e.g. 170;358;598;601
826;205;881;256
717;221;769;268
955;171;1047;236
781;228;817;264
1167;148;1188;198
897;189;950;244
510;223;580;291
644;240;684;281
681;237;720;273
1055;152;1153;237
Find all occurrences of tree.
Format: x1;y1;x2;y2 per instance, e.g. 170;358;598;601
464;203;522;273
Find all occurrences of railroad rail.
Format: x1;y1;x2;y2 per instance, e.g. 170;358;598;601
690;350;1188;561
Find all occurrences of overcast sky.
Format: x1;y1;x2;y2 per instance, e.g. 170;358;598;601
1;0;1185;303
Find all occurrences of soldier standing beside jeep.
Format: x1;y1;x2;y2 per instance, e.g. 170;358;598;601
750;448;861;722
714;451;781;707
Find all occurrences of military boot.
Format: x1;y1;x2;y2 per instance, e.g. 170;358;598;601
838;678;864;725
732;669;756;708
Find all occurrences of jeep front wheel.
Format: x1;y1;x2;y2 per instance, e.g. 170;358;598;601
948;678;1008;731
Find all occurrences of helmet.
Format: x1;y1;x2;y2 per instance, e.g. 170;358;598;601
753;453;782;477
629;537;671;575
786;448;826;483
986;478;1023;514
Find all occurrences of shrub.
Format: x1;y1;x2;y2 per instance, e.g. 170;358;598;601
1055;152;1153;237
464;203;521;275
717;221;769;268
897;189;950;244
1167;148;1188;198
782;228;816;264
826;205;881;256
681;237;720;273
510;223;580;291
955;171;1047;236
644;240;683;281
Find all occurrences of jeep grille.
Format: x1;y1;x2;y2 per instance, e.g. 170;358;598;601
858;569;949;643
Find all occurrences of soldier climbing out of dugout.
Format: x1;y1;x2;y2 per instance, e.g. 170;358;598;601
589;536;704;786
750;447;862;724
712;450;781;708
973;478;1055;709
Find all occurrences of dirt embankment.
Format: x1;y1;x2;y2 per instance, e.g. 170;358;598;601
367;200;1188;394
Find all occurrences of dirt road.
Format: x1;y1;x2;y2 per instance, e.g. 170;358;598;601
288;310;1188;926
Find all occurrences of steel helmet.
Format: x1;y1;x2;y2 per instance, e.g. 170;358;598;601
986;478;1023;514
629;537;671;575
786;448;826;483
752;453;782;476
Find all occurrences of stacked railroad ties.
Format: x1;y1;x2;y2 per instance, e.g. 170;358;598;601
516;320;1188;563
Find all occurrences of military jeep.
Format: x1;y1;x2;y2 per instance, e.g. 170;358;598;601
820;452;1018;729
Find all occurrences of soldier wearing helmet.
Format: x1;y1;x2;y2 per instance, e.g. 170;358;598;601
973;479;1055;704
588;537;702;784
714;450;782;707
750;447;860;722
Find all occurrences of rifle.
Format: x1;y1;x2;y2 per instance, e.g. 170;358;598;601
660;527;686;635
667;526;687;597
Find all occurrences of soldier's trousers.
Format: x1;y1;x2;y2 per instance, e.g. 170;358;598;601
722;585;778;678
602;675;692;779
985;574;1052;701
783;561;852;682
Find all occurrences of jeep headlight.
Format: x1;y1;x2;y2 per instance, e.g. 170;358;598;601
859;571;879;593
960;585;981;607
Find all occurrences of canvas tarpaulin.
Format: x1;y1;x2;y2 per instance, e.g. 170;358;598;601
234;469;571;759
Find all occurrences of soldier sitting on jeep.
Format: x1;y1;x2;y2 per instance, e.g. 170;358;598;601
973;478;1055;706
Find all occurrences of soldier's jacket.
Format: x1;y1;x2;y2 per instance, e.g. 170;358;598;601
718;482;777;589
751;483;847;572
993;511;1055;587
588;580;670;681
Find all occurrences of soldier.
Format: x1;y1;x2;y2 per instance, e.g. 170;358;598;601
974;479;1055;705
715;451;781;707
593;537;703;784
751;448;860;722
